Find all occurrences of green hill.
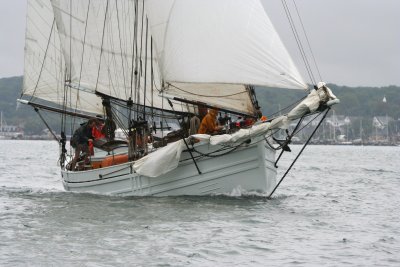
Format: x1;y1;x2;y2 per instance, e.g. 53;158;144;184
255;84;400;119
1;76;399;135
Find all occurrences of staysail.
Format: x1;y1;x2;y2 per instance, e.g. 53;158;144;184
22;0;103;115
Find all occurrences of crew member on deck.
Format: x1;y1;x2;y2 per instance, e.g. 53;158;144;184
69;119;97;171
197;108;223;135
89;119;106;155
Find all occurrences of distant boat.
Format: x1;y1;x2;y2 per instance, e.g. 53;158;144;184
19;0;339;196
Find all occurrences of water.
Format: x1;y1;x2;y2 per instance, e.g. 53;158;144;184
1;140;399;266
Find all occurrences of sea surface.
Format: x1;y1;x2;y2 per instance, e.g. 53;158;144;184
0;140;399;266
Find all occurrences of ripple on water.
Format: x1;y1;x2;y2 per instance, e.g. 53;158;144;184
0;142;400;266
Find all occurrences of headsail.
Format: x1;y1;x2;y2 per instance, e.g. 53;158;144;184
22;0;103;115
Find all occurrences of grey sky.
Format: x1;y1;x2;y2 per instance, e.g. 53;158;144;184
0;0;399;87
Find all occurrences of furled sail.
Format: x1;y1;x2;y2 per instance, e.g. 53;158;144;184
22;0;103;115
145;0;308;112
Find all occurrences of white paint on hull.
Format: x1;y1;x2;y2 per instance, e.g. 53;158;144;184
62;136;277;196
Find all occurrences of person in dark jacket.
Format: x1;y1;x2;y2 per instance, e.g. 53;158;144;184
69;119;97;171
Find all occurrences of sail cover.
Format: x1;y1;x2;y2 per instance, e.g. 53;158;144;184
145;0;308;89
22;0;103;115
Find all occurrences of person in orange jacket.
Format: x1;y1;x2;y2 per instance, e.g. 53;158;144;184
197;108;223;135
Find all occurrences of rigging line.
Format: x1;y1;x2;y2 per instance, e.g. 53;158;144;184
63;73;72;157
281;0;315;85
110;106;128;135
115;0;128;97
69;0;72;83
282;0;315;85
134;0;142;119
105;10;124;100
281;0;314;85
267;95;307;118
143;16;149;120
129;0;139;123
167;100;201;174
166;83;248;98
94;0;110;92
138;0;145;80
28;18;56;101
292;112;324;136
189;127;282;159
28;2;54;29
161;91;164;139
34;108;59;142
24;42;60;66
293;0;323;82
25;18;62;54
268;108;330;199
74;0;91;117
150;36;154;119
190;140;248;158
129;0;137;100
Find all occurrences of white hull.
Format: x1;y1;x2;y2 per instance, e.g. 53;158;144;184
61;136;277;196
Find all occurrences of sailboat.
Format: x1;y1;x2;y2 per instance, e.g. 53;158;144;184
19;0;338;196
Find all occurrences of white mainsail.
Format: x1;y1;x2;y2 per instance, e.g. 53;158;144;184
22;0;103;115
145;0;308;112
50;0;182;113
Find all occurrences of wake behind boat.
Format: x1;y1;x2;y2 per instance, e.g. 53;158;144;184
19;0;338;196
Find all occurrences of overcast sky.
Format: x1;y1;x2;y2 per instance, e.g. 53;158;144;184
0;0;399;87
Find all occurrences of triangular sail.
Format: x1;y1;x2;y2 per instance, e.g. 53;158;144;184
22;0;103;115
